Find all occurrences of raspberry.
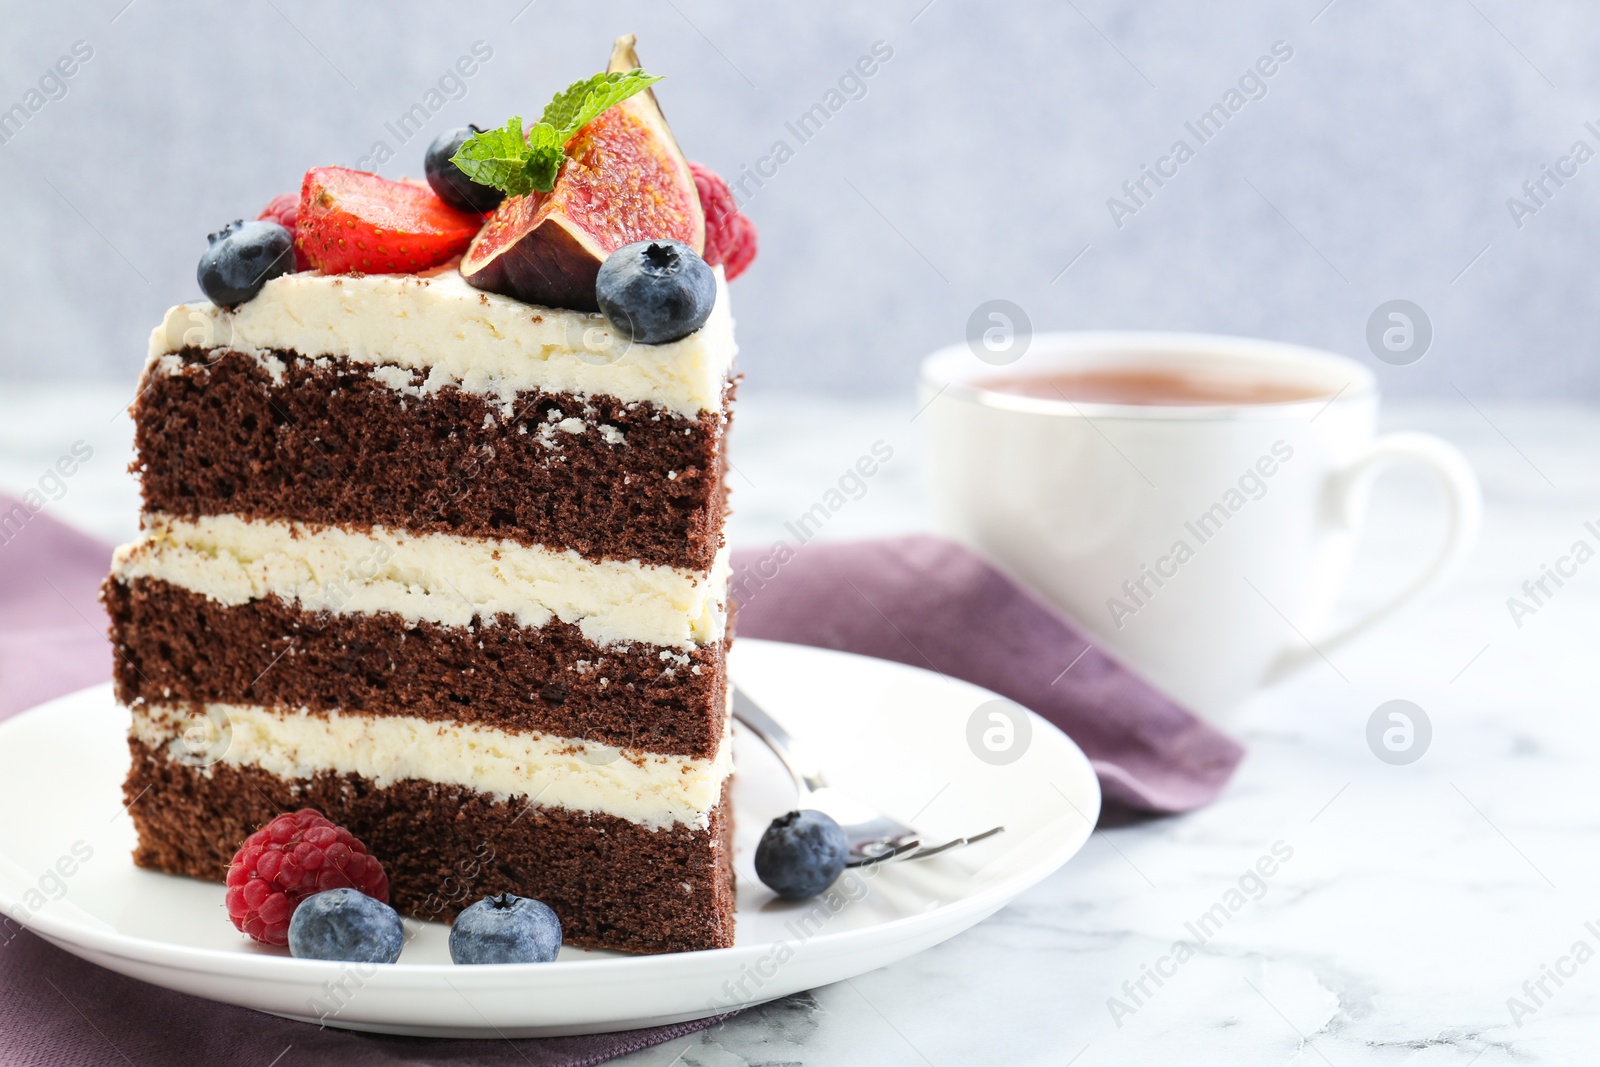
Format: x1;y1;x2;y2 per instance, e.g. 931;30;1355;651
225;808;388;946
257;192;298;231
689;162;757;281
257;193;311;271
720;211;758;283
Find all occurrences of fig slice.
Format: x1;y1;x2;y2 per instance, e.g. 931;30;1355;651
460;35;705;311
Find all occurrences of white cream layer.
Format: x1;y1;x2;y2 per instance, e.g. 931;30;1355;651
110;513;729;651
147;266;735;419
132;702;732;831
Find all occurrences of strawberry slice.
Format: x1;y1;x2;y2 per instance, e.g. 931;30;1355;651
296;167;483;275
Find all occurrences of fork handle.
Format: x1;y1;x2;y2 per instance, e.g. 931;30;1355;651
732;686;921;851
731;686;828;793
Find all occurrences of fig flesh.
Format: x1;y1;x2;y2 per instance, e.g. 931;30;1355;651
460;35;705;311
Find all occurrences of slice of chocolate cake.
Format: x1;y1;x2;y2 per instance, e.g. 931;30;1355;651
106;265;738;954
102;40;758;955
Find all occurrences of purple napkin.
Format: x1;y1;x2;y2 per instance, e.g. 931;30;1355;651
0;497;113;721
730;536;1244;813
0;497;726;1066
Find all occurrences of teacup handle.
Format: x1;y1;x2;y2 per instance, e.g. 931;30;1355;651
1267;432;1482;680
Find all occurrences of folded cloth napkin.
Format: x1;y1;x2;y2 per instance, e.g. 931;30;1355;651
0;497;113;721
0;497;728;1066
730;535;1244;814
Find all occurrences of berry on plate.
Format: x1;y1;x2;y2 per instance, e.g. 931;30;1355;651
257;193;311;271
425;126;506;214
594;239;716;345
755;810;849;900
225;807;389;946
197;220;295;307
689;162;757;281
288;887;405;964
449;893;562;964
295;166;484;275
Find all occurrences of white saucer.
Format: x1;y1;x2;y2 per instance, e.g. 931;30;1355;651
0;639;1099;1038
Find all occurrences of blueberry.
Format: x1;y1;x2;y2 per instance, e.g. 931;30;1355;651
755;810;849;900
286;888;404;964
449;893;562;964
197;219;294;307
426;126;507;214
595;240;717;345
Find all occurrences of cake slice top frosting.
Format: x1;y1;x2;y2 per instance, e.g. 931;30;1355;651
151;265;736;419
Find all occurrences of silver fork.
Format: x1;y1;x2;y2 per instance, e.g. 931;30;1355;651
732;685;1004;866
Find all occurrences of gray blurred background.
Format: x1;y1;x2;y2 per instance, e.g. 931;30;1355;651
1;0;1597;399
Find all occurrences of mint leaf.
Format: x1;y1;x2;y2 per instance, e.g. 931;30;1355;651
541;68;663;139
450;68;664;197
521;123;566;195
450;116;537;197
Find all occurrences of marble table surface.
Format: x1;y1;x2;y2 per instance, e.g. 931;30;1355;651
3;384;1596;1066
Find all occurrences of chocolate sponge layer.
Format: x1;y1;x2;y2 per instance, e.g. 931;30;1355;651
125;740;736;954
104;576;728;759
133;347;730;571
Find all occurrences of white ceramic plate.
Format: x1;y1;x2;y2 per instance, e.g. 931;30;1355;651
0;639;1099;1038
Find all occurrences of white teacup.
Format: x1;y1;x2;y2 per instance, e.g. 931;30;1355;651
919;332;1481;718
